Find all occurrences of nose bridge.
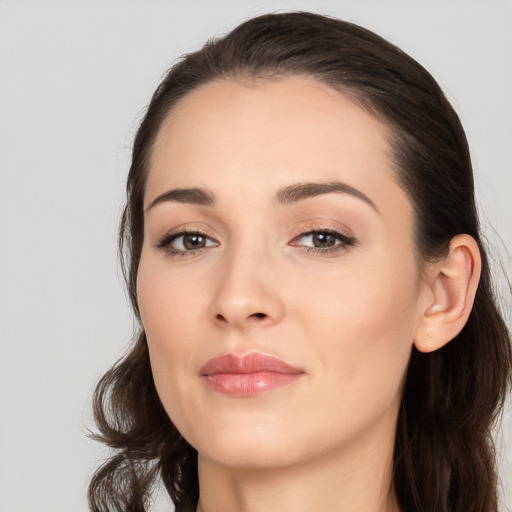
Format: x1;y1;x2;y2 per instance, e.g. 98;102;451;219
209;232;285;328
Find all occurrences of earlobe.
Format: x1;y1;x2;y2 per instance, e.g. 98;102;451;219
414;234;481;353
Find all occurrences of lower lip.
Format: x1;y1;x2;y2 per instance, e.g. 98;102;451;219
202;372;303;396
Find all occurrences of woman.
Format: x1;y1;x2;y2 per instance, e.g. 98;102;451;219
88;11;511;512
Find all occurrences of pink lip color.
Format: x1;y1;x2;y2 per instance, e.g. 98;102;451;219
200;353;304;396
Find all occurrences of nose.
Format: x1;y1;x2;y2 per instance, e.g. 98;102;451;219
208;244;286;330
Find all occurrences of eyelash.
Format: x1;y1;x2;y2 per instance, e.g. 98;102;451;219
155;230;217;258
293;228;356;255
155;228;356;258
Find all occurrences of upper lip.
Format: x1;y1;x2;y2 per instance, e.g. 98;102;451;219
200;353;304;376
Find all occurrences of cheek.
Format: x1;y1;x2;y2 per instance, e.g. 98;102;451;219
137;261;200;345
298;256;420;408
310;248;420;339
136;254;206;420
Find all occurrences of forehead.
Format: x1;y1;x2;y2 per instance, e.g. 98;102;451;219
146;77;410;219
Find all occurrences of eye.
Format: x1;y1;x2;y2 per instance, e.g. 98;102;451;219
156;230;218;256
291;229;355;254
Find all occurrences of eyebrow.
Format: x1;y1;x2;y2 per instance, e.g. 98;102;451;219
146;180;379;214
146;187;215;210
276;181;379;213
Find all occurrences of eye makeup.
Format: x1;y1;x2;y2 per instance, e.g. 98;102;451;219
155;225;356;259
291;228;356;256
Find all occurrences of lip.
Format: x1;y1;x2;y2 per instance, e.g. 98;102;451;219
200;353;305;396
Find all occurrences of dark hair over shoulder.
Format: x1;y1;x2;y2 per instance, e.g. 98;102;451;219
88;12;512;512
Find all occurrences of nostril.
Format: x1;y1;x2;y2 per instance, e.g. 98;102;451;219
252;312;266;319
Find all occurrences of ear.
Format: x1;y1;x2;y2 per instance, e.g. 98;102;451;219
414;234;481;353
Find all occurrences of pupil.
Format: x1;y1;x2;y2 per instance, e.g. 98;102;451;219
184;234;205;250
313;233;335;247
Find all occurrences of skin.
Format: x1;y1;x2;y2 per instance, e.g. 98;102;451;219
136;77;472;512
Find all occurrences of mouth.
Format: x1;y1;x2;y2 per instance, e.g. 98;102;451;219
199;352;305;396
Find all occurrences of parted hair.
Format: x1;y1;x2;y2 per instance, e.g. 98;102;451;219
88;11;512;512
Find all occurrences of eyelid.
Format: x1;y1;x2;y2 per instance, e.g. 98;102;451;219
155;223;219;242
287;221;357;255
288;221;354;241
290;230;355;247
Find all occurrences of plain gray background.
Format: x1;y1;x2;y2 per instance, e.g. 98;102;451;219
0;1;510;511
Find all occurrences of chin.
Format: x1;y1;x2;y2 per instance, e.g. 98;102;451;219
198;433;298;470
183;411;305;470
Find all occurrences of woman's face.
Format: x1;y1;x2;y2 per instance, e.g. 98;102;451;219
137;77;431;470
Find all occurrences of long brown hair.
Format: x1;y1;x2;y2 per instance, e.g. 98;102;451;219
88;12;512;512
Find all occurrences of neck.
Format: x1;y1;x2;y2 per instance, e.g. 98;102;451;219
195;421;400;512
